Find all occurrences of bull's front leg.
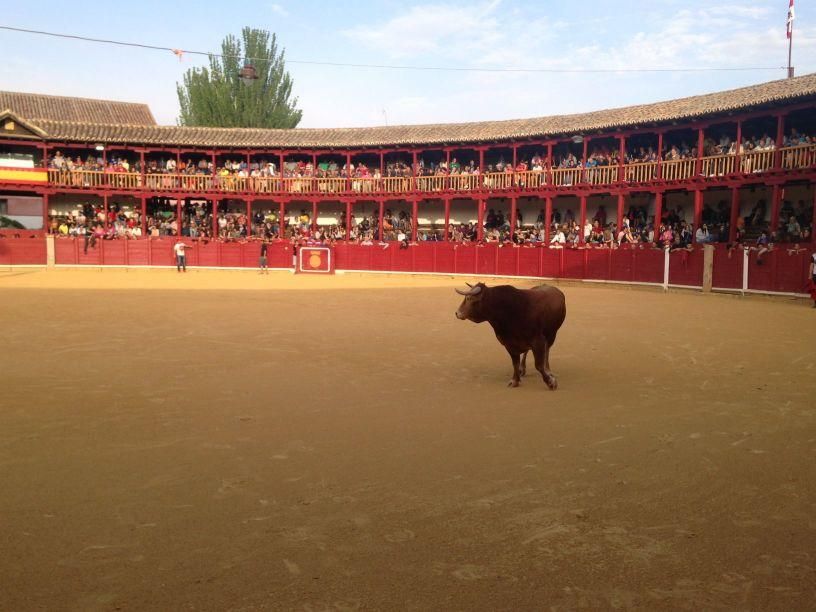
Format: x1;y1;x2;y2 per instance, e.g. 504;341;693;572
506;349;522;387
520;351;528;377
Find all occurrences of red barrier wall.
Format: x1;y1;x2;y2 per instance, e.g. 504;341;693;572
0;233;46;265
35;237;816;296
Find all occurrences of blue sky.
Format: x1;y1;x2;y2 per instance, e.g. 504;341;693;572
1;1;813;128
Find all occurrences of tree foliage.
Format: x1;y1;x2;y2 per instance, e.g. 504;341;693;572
177;27;302;129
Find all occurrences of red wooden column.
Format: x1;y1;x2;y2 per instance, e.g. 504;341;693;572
176;197;182;236
444;197;451;241
734;120;742;174
616;193;624;236
278;201;286;238
103;195;109;230
544;196;553;244
581;138;589;184
811;183;816;244
212;198;219;238
774;114;785;169
476;199;484;241
379;152;385;179
41;144;49;169
141;196;147;236
345;201;352;241
411;151;418;192
692;189;703;240
656;132;664;180
278;153;285;183
653;191;663;242
42;193;49;232
311;200;318;233
578;196;586;244
478;149;485;174
617;136;625;182
546;143;553;182
411;198;418;241
509;197;517;239
695;128;705;176
729;187;740;242
246;199;252;237
139;150;146;187
378;200;385;241
770;183;782;234
512;145;518;169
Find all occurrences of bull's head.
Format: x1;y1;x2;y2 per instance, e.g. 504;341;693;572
455;282;487;322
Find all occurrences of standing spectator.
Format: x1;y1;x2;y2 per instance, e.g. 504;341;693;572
809;249;816;308
259;239;269;274
174;239;191;273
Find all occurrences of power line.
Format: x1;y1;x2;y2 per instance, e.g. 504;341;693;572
0;24;789;74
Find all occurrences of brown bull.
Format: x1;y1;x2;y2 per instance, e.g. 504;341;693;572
455;282;566;388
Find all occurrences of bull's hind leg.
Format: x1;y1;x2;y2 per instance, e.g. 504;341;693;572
506;349;522;387
533;340;558;391
520;351;528;376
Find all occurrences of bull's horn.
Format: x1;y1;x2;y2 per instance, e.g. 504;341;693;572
455;285;482;296
465;282;473;287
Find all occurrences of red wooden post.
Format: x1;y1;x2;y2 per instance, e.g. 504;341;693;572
811;183;816;244
103;194;109;230
311;200;318;233
770;183;782;233
444;197;451;241
695;127;705;176
582;138;589;184
477;199;484;241
578;196;586;244
378;200;385;241
734;120;742;174
656;132;663;180
278;201;286;239
478;149;485;174
41;144;49;169
42;193;49;232
693;189;703;240
618;135;625;182
246;199;252;237
729;186;740;242
512;145;518;169
141;196;147;237
411;198;418;241
278;152;285;188
139;150;146;187
509;197;517;239
653;191;663;242
546;143;553;185
101;147;108;188
212;198;219;238
544;196;552;244
616;193;624;237
379;151;385;179
346;201;352;241
411;151;418;192
774;113;785;170
176;197;182;236
345;152;352;193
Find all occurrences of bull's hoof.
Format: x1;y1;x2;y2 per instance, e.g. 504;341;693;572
545;376;558;391
507;379;520;388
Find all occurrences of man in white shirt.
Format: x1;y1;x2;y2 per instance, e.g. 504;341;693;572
174;239;191;272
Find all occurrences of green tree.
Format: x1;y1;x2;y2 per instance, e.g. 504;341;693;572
177;27;302;128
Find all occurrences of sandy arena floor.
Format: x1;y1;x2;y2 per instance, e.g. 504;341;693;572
1;269;815;611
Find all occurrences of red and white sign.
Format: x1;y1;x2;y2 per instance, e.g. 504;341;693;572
297;246;334;274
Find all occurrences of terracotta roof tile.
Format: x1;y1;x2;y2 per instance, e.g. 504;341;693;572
6;74;816;149
0;91;155;126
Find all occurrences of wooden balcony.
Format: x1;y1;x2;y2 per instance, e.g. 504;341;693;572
33;144;815;198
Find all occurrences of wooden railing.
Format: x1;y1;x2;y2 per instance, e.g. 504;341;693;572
550;168;582;186
624;162;658;183
780;144;816;170
584;165;618;185
701;155;734;177
40;147;816;198
739;149;775;174
660;159;695;181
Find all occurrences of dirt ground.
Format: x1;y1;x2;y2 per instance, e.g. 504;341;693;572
1;269;815;611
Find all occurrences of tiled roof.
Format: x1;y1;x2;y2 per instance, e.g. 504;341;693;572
0;91;156;126
4;74;815;149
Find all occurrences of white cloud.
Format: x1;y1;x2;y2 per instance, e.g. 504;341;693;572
270;3;289;17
